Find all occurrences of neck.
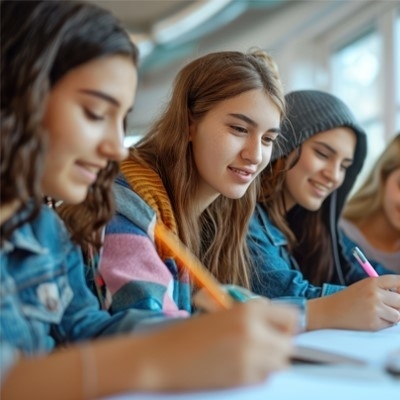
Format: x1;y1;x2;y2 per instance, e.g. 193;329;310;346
0;200;21;227
192;189;220;219
357;211;400;252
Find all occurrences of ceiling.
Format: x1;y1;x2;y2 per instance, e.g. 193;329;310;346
92;0;195;29
90;0;289;74
90;0;374;137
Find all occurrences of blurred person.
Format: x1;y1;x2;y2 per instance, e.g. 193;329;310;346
340;133;400;272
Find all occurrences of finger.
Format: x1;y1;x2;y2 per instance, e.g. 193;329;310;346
192;289;223;313
378;303;400;325
377;275;400;290
263;334;294;369
381;289;400;309
254;299;299;334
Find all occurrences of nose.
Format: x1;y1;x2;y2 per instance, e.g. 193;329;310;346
99;123;129;162
241;136;263;165
323;160;343;185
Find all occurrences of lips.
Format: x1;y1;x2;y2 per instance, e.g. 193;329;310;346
75;161;104;184
227;166;258;185
309;179;332;197
312;181;328;190
228;166;257;176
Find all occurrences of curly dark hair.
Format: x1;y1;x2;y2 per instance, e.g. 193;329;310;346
1;0;138;249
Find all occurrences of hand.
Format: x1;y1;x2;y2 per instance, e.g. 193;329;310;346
134;298;298;391
192;287;226;312
308;274;400;331
193;285;261;312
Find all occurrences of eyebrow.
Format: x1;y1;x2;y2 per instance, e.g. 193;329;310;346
79;89;133;114
228;113;281;135
314;141;353;162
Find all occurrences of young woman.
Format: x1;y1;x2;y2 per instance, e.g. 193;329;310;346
248;90;400;331
0;1;297;398
340;134;400;272
95;49;286;315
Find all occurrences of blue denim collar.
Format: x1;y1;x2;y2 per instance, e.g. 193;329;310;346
2;209;49;255
256;204;288;247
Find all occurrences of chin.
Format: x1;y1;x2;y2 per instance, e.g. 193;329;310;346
301;199;323;211
58;191;89;205
224;190;248;199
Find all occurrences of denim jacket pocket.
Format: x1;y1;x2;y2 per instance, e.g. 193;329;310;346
18;264;73;324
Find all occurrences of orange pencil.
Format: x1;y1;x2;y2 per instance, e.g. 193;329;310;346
154;223;234;310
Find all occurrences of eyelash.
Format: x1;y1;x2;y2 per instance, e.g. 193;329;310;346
262;136;275;145
231;125;277;147
231;125;247;134
84;108;104;121
315;149;350;170
315;149;328;159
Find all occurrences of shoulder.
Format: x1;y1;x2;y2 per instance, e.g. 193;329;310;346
2;205;79;270
339;218;361;237
338;227;358;252
338;219;369;252
249;203;287;246
251;203;272;226
30;205;72;248
113;173;157;233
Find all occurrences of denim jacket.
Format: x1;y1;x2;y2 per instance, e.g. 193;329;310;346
248;204;394;300
0;205;169;384
248;204;344;299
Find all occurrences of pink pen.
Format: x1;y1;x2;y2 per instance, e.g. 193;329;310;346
352;246;379;277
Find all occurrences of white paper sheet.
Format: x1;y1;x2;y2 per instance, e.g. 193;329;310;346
102;325;400;400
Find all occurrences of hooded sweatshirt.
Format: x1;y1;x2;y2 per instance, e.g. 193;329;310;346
248;90;392;299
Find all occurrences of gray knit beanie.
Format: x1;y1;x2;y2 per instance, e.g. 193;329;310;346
272;89;368;250
274;89;366;160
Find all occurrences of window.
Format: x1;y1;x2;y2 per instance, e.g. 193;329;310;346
325;4;399;187
331;30;385;162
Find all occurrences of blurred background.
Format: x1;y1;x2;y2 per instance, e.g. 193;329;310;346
90;0;400;182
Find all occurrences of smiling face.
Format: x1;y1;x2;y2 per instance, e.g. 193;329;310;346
382;168;400;232
189;88;281;212
41;55;137;204
283;127;356;211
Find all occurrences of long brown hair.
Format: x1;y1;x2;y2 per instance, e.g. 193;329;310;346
1;1;138;249
132;50;285;288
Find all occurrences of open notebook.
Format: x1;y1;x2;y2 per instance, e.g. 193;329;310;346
292;324;400;368
292;344;365;365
